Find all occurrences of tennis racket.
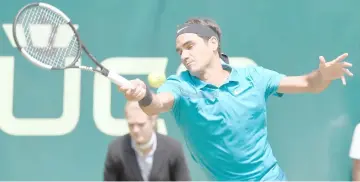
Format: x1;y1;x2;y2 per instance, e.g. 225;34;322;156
12;2;133;89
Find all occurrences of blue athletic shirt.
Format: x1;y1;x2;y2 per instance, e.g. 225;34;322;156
157;63;287;181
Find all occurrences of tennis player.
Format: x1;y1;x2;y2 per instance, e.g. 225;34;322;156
118;17;353;181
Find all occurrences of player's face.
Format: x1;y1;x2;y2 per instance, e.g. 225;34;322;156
126;108;154;145
176;33;215;74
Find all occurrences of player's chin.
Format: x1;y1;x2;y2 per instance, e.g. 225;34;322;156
187;66;200;74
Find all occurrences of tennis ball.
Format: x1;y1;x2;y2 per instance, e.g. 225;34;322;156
148;72;166;88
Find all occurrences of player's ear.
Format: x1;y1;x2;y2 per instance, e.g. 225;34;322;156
208;36;219;52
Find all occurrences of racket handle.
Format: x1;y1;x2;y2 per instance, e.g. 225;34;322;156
107;70;133;89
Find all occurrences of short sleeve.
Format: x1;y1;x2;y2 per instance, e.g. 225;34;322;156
350;124;360;159
246;66;286;98
156;75;182;116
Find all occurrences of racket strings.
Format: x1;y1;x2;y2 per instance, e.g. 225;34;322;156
17;6;80;68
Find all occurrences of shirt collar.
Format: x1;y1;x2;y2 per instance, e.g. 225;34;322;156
131;132;157;157
189;61;239;89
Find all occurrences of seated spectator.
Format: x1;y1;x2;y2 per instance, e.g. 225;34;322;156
103;101;191;181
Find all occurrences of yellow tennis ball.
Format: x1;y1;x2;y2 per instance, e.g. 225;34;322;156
148;72;166;88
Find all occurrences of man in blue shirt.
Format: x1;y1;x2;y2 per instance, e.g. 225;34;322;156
118;18;353;181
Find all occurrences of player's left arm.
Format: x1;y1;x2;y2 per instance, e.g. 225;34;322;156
278;53;353;94
277;71;330;94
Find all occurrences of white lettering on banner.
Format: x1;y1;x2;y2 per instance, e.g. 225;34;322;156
93;57;169;136
0;56;81;136
3;24;79;48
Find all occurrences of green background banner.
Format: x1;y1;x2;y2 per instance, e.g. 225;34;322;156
1;0;359;180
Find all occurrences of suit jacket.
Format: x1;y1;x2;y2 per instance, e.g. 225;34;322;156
103;133;191;181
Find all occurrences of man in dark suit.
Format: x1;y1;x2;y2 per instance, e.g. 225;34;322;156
103;101;191;181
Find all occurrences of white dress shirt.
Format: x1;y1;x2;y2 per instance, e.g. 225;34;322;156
131;133;157;181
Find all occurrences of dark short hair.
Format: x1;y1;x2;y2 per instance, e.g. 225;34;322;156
183;17;222;54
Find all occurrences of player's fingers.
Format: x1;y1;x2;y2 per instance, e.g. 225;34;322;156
141;81;147;89
341;76;346;85
133;87;143;97
137;87;146;99
117;86;125;92
129;79;142;90
125;88;133;96
134;79;147;92
130;87;144;100
118;85;131;93
319;56;326;65
334;53;348;63
130;79;141;86
343;68;354;77
120;79;139;93
342;62;353;67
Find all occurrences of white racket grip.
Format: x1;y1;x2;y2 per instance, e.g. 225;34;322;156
107;71;133;90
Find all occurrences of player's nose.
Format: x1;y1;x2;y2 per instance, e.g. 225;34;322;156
181;50;190;61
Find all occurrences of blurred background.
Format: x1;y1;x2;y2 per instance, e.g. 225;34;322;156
1;0;360;181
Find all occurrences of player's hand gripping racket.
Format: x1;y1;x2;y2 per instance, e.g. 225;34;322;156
12;2;133;90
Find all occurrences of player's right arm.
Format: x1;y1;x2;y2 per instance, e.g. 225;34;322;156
118;77;180;116
140;92;175;115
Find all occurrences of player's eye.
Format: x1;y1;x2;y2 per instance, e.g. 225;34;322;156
185;44;194;50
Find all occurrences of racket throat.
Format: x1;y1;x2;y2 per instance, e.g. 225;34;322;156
79;66;110;77
99;68;110;77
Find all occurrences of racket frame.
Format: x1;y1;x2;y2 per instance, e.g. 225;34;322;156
12;2;132;88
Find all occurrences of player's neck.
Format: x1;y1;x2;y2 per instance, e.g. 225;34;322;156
198;58;229;87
